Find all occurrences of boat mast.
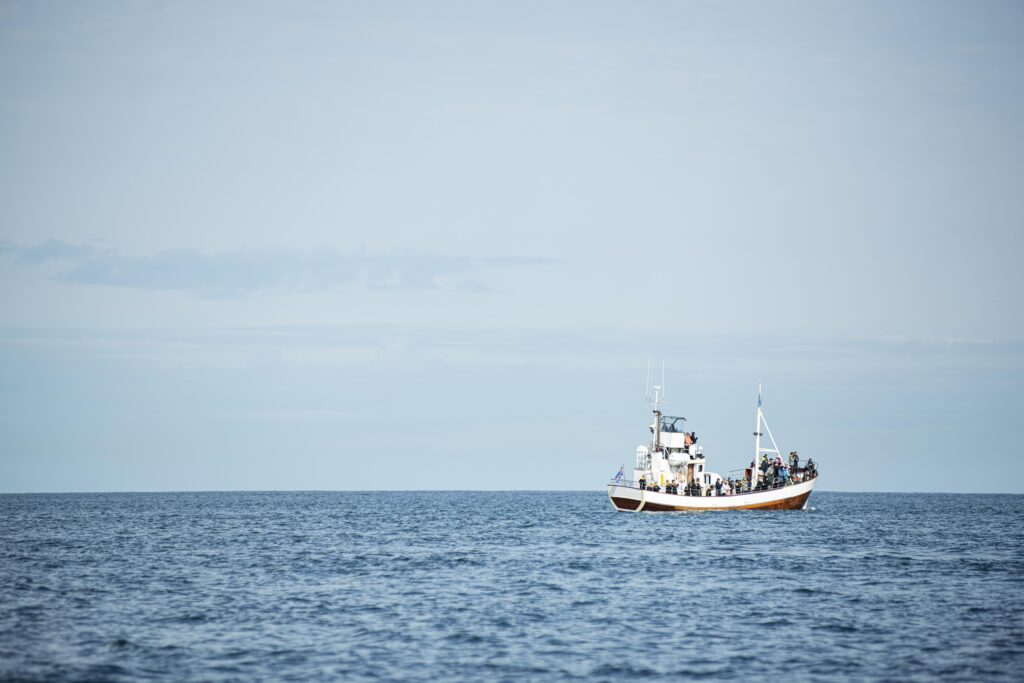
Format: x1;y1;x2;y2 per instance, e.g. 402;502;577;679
646;359;665;453
753;380;782;463
753;381;763;464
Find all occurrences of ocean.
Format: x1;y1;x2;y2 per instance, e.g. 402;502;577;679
1;491;1021;681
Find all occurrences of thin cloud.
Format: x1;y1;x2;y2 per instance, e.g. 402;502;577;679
0;240;552;297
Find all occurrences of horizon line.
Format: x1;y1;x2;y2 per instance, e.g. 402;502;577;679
1;488;1021;496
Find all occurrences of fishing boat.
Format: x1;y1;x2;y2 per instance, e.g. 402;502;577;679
607;376;818;512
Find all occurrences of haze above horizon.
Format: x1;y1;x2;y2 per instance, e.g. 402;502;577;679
2;1;1022;493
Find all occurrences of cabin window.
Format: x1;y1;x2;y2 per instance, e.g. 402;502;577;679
660;416;687;433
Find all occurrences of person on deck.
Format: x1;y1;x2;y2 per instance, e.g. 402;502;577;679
789;451;800;472
715;479;723;496
639;476;647;490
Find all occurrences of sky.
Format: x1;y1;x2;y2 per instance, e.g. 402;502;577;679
1;0;1022;493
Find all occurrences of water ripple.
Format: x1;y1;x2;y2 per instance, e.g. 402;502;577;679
0;491;1022;681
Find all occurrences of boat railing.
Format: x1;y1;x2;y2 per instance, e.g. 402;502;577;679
609;469;817;496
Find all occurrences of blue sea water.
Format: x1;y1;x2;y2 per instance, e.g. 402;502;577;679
1;491;1022;682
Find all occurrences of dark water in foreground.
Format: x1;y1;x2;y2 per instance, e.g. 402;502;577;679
1;491;1022;682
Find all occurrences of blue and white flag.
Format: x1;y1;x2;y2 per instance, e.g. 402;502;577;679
614;466;624;482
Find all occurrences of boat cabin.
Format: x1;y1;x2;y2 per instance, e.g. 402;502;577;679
634;413;713;490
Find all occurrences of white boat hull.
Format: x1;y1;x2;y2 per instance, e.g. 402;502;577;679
608;477;816;512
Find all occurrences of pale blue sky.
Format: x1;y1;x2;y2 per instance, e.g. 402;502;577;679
1;1;1022;492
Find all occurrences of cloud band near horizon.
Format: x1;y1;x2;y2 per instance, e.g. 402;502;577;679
0;239;552;297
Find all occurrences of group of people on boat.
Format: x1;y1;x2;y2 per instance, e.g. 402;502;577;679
642;480;709;496
753;452;803;486
749;451;816;491
635;451;817;497
638;475;744;497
